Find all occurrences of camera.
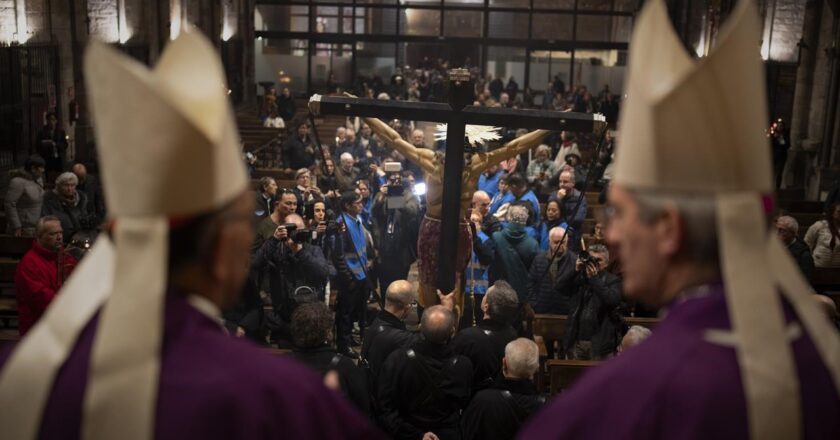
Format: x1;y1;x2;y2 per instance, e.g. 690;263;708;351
578;249;594;265
383;161;407;204
282;223;312;243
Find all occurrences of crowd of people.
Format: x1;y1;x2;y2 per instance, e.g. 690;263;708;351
6;42;840;438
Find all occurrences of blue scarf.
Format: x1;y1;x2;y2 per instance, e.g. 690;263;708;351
342;213;368;280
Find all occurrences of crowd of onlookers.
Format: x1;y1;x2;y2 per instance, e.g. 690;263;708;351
6;61;840;439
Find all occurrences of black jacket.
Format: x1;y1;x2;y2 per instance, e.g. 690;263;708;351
291;346;370;415
41;191;95;243
788;238;815;281
460;378;545;440
563;270;623;357
252;239;329;321
451;319;517;394
527;251;578;314
372;192;420;269
254;191;276;219
378;340;473;440
282;135;315;170
361;310;421;382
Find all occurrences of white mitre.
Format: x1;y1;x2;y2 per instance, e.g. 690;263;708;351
613;1;840;439
0;29;247;440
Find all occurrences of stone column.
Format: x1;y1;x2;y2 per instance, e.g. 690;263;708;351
786;0;823;189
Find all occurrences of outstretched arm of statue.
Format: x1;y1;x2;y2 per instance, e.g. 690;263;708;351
363;116;437;174
473;129;552;173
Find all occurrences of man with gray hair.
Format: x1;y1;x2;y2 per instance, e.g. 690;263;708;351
487;204;540;310
452;280;520;393
523;1;840;435
775;215;814;281
335;152;360;192
377;302;473;440
618;325;652;354
461;338;545;440
563;243;623;360
41;171;96;243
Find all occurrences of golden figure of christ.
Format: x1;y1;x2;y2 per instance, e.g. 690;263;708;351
364;116;550;308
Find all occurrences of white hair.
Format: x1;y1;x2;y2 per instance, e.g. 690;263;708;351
776;215;799;236
504;338;540;379
622;325;652;350
55;172;79;186
507;205;529;225
340;152;354;163
536;144;551;155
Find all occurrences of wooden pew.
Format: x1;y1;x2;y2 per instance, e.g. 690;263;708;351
625;317;659;331
0;235;32;259
0;259;18;284
548;359;599;394
811;267;840;292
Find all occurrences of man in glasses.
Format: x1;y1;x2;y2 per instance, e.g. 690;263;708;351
562;243;622;360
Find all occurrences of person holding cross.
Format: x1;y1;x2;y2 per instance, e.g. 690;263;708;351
362;116;550;311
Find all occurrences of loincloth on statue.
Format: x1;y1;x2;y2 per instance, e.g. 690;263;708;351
416;215;473;309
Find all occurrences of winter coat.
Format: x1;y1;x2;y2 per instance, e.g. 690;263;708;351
41;190;95;243
15;241;78;335
563;270;623;357
4;169;44;234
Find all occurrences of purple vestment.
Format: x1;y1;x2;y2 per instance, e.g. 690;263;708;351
519;285;840;439
1;294;383;439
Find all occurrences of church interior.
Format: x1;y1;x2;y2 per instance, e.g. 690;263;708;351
0;0;839;438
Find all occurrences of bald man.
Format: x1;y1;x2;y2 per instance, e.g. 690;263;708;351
460;338;545;440
377;304;473;440
252;212;329;344
362;280;423;384
466;191;498;325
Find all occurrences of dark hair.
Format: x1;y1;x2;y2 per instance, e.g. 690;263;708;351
506;173;526;188
290;302;333;349
340;190;361;209
826;202;840;249
24;155;46;172
544;199;562;221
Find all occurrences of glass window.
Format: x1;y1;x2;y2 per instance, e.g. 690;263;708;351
575;15;610;41
529;50;571;105
315;6;353;33
614;0;639;12
487;12;529;39
354;7;397;34
485;46;526;92
445;0;484;6
356;42;397;90
255;39;308;92
573;49;626;96
401;9;441;36
532;13;573;40
533;0;575;10
577;0;611;11
444;10;483;37
311;43;354;93
489;0;529;7
254;5;308;33
610;16;632;43
357;0;398;3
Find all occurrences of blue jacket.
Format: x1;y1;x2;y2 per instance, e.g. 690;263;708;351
478;170;503;199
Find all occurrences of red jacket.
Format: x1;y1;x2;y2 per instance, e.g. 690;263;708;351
14;241;78;335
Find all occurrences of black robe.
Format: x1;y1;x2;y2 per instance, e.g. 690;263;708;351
460;378;545;440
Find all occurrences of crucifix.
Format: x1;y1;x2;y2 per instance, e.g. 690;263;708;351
309;69;605;312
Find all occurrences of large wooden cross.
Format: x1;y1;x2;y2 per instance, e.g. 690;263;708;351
309;69;604;295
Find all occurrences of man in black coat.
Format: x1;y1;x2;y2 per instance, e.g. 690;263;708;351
528;225;577;314
361;280;421;384
282;121;315;170
775;215;815;281
371;178;420;302
451;280;519;394
460;338;545;440
563;244;623;360
377;302;472;440
290;302;370;415
251;214;329;344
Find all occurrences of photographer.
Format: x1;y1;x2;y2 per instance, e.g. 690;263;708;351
252;213;329;345
372;162;420;302
562;244;622;360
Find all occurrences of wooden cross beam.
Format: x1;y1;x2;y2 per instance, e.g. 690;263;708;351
309;70;605;295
